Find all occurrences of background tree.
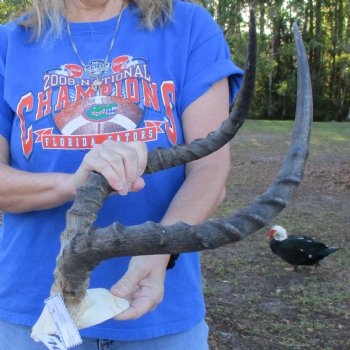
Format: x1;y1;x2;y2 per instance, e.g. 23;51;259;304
198;0;349;121
0;0;28;24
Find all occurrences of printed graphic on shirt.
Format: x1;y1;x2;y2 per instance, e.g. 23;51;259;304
16;55;178;158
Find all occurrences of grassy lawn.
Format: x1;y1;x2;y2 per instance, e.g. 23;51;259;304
204;120;350;350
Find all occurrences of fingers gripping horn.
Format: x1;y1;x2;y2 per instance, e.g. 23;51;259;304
52;12;312;306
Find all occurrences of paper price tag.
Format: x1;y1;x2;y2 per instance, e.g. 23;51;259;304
39;334;67;350
44;294;82;348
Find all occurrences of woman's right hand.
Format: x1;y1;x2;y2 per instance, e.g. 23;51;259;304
0;136;147;212
70;140;148;196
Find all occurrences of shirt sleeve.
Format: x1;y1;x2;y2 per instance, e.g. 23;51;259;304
179;7;244;116
0;74;14;143
0;25;14;143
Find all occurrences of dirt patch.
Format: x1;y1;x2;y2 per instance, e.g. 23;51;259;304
305;161;350;193
203;121;350;350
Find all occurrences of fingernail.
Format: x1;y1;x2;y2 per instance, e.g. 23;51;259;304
119;188;128;196
115;180;123;191
111;286;125;297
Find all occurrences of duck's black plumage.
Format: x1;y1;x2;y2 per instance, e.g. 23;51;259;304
270;234;339;271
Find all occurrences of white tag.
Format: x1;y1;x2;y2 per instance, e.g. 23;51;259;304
39;334;67;350
44;294;82;348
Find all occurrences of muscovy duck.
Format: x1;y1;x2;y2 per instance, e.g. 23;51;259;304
267;225;339;272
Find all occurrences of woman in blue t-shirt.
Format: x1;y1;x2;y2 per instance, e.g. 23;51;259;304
0;0;243;349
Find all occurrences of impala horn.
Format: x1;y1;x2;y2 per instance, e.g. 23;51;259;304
34;10;312;334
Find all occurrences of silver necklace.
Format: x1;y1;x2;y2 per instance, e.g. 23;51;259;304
66;0;126;93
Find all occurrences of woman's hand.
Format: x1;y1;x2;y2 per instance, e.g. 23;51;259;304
70;140;148;196
0;138;147;212
110;255;170;320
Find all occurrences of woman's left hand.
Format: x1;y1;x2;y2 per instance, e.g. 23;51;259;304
110;255;170;320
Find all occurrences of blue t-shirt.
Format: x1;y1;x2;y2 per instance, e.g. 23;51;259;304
0;1;243;341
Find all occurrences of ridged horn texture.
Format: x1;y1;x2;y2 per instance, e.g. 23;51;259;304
52;11;313;306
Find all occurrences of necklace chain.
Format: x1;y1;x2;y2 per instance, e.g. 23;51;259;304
66;0;126;91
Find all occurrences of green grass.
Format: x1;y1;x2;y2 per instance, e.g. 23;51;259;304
242;119;350;139
237;119;350;154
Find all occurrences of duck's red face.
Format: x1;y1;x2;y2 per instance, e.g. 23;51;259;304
267;228;277;239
